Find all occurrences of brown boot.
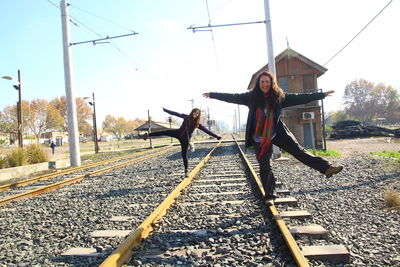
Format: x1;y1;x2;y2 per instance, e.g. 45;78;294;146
325;165;343;178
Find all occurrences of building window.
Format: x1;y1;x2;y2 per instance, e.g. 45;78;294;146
278;77;289;92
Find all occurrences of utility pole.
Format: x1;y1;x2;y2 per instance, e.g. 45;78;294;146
2;70;23;147
147;109;153;148
16;70;23;148
237;104;241;134
61;0;81;166
60;1;138;165
188;99;194;110
90;93;99;153
188;0;280;157
263;0;281;159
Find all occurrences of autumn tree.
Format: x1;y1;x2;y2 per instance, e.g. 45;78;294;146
25;99;64;142
102;115;129;140
49;96;92;133
343;79;400;123
0;100;30;142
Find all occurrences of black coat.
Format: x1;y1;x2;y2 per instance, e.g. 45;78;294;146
209;91;326;148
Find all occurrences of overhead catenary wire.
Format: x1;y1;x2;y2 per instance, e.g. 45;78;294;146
46;0;152;76
323;0;393;66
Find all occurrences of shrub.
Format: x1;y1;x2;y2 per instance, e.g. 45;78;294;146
0;156;8;169
384;188;400;210
7;148;28;167
26;144;49;164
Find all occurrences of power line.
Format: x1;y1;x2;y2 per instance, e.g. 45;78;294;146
323;0;393;66
69;3;137;33
46;0;150;74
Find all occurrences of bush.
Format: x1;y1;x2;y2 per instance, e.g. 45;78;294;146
0;156;8;169
7;148;28;167
26;144;49;164
384;188;400;210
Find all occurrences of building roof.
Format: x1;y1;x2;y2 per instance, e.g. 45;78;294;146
134;121;180;131
247;47;328;89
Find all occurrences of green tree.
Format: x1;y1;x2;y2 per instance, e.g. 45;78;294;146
343;79;400;123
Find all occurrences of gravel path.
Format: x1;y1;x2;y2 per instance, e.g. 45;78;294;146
266;151;400;266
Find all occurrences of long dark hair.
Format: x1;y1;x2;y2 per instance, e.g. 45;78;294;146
250;71;285;109
188;108;201;128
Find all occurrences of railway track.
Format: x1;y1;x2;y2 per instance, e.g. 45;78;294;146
0;139;351;266
0;145;177;206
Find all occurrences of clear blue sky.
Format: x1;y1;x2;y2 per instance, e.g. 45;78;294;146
1;0;399;130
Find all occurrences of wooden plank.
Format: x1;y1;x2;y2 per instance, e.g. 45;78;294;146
274;197;298;206
301;245;350;263
280;210;312;219
91;230;131;237
289;225;328;237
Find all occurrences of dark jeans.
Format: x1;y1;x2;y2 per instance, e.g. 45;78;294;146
253;127;330;199
149;129;189;170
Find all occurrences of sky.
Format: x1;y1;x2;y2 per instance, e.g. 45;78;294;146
0;0;399;131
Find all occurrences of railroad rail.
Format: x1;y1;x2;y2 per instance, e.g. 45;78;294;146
0;145;178;206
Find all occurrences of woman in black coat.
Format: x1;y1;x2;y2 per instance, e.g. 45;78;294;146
203;71;343;205
140;108;221;176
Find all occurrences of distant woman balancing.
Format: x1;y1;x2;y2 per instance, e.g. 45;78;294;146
140;108;221;176
203;71;343;206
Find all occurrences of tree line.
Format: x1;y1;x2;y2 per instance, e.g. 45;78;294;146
329;79;399;125
0;96;146;143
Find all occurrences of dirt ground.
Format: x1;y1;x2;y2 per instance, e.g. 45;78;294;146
326;136;400;157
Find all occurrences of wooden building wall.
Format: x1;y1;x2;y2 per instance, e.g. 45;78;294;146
276;57;324;149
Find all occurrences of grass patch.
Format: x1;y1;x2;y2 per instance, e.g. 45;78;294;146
384;188;400;210
307;148;341;157
372;150;400;161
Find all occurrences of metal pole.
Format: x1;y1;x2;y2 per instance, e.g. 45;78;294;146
320;89;327;151
92;92;99;154
17;70;23;148
169;116;172;143
237;104;241;134
264;0;280;159
309;119;315;149
147;109;152;148
61;0;81;166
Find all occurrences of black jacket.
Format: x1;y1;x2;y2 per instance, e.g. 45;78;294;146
163;108;220;140
209;92;326;148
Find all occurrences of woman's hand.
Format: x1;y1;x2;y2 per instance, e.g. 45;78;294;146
324;90;335;97
202;92;210;98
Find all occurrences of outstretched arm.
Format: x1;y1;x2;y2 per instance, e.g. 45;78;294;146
198;124;221;140
282;91;333;108
203;92;249;106
163;107;186;119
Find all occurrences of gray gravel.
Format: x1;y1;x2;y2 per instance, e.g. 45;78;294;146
264;152;400;267
0;142;398;267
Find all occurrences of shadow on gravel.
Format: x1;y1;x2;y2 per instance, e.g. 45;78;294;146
292;172;399;196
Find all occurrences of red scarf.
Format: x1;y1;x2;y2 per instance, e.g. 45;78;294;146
254;94;274;160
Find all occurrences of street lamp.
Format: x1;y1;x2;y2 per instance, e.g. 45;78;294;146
2;70;23;148
84;92;99;154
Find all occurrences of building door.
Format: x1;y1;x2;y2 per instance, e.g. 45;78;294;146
303;123;316;149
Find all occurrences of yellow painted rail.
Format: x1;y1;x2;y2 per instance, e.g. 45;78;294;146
0;145;171;191
233;137;309;267
99;139;222;267
0;146;177;207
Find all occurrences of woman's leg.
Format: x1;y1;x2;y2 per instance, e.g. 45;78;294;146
253;142;277;200
149;129;179;139
272;125;330;174
180;138;189;176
